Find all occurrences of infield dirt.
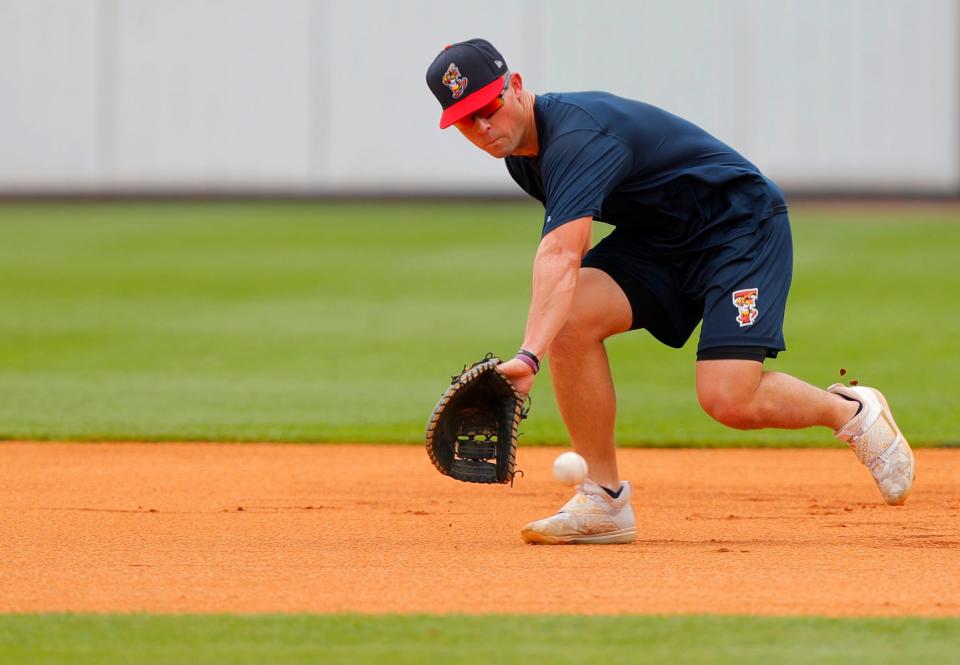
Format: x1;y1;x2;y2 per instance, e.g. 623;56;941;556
1;443;957;616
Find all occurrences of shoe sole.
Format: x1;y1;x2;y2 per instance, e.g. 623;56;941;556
870;388;916;506
520;526;636;545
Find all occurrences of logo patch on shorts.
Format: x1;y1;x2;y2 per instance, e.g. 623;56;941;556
441;63;468;98
732;288;759;327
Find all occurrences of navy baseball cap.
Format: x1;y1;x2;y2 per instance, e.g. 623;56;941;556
426;38;509;129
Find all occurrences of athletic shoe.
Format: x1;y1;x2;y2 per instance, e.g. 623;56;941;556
520;478;636;544
828;383;915;505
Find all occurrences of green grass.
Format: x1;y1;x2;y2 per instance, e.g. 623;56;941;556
0;201;957;445
0;614;958;665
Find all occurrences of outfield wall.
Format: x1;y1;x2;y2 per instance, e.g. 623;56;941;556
1;0;958;196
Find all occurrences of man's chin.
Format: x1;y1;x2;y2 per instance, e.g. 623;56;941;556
483;142;511;158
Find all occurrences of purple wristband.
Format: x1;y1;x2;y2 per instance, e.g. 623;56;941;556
515;353;539;374
517;348;541;371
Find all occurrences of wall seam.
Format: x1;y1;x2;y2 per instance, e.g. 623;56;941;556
955;0;960;194
307;0;329;192
95;0;116;190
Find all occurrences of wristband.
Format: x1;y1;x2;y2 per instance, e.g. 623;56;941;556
514;353;538;374
515;349;540;374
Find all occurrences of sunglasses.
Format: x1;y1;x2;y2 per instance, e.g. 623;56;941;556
455;72;511;129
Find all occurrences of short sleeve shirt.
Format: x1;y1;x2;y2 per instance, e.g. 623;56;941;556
505;92;787;254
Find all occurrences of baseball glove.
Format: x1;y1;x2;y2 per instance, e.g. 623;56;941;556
426;353;528;484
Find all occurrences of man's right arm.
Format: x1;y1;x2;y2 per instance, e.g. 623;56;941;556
495;216;593;394
518;217;594;360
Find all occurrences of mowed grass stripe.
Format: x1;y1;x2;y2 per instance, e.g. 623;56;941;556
0;614;958;665
0;202;958;445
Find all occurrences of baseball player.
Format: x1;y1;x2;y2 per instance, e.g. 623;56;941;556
426;39;915;544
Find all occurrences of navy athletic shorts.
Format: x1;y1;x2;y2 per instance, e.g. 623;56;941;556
581;212;793;361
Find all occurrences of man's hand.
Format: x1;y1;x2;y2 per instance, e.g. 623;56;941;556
497;357;536;396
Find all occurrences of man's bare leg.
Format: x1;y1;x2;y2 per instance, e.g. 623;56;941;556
696;358;915;505
548;268;633;490
696;360;857;431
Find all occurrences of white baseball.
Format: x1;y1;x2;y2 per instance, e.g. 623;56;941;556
552;451;588;486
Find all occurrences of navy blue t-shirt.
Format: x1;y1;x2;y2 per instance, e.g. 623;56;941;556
505;92;787;253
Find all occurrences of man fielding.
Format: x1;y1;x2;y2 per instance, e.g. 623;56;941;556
426;39;915;544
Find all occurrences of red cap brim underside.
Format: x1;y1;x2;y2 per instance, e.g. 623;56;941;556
439;75;507;129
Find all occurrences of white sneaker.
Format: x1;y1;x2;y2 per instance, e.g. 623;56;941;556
828;383;915;505
520;478;636;544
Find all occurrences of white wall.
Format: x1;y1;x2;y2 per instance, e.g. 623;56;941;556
1;0;957;195
0;1;100;188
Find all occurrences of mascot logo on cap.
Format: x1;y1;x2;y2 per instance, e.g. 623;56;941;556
442;63;468;99
732;288;759;327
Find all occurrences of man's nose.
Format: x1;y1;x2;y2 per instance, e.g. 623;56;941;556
474;115;493;134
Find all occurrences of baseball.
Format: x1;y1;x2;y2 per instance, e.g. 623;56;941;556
552;451;588;486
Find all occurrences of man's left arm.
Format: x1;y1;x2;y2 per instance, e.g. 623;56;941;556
497;216;593;394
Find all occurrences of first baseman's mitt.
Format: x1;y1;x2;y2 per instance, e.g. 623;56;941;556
426;354;528;484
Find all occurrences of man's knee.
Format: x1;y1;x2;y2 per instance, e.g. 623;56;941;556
697;384;761;430
700;398;755;429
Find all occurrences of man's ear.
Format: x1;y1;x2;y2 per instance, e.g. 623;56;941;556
510;72;523;95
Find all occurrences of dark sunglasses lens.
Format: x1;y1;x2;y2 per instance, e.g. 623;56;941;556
482;97;504;119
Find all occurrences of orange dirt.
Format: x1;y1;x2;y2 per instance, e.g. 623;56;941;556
0;443;957;616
